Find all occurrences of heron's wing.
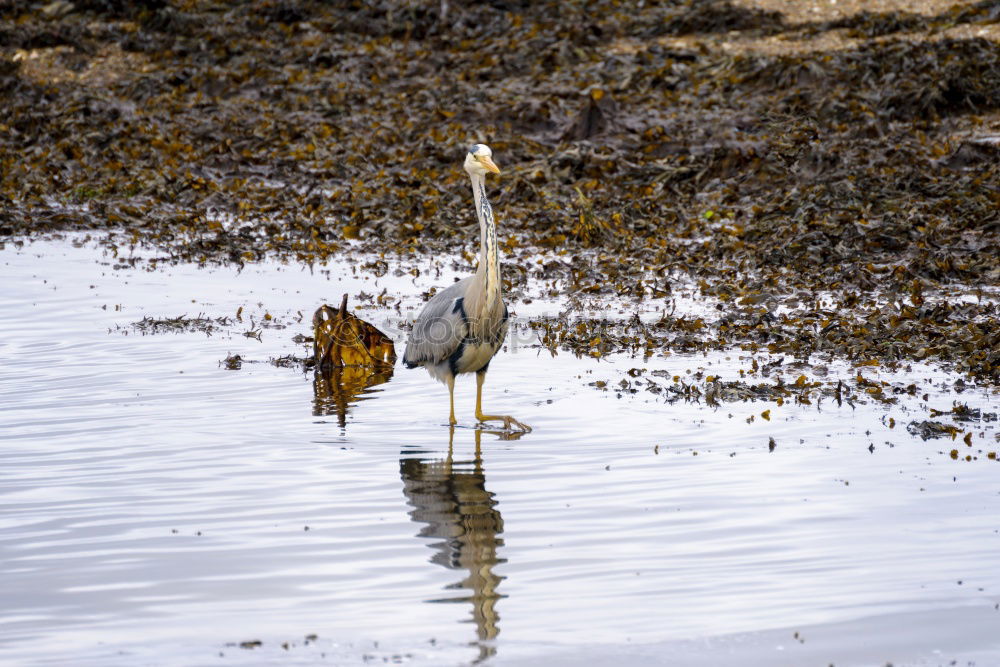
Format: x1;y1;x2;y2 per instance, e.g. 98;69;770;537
403;278;473;367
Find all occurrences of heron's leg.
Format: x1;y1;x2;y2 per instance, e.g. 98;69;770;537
475;369;531;432
447;374;457;426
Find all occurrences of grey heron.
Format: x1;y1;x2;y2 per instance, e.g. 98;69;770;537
402;144;531;432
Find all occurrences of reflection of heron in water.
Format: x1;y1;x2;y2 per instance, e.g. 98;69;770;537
400;427;520;662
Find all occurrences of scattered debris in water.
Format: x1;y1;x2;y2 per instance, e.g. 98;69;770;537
130;314;233;336
907;420;961;441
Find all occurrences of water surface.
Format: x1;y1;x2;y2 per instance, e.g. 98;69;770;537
2;237;999;666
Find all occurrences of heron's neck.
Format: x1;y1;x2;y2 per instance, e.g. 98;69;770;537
470;172;501;314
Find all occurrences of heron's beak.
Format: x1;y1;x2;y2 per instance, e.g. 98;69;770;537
480;156;501;175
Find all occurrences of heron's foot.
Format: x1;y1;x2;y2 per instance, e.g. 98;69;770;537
449;414;458;427
475;412;532;433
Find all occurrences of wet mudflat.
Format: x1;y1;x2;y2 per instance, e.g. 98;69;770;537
1;237;998;666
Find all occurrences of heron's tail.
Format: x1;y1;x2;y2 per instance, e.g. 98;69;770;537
401;344;420;368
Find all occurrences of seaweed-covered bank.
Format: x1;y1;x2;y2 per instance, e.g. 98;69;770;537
1;0;999;388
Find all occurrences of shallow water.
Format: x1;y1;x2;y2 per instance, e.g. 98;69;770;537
2;237;999;666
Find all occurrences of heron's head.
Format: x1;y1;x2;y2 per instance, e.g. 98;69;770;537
464;144;501;177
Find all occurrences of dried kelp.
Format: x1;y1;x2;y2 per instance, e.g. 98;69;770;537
313;295;396;370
